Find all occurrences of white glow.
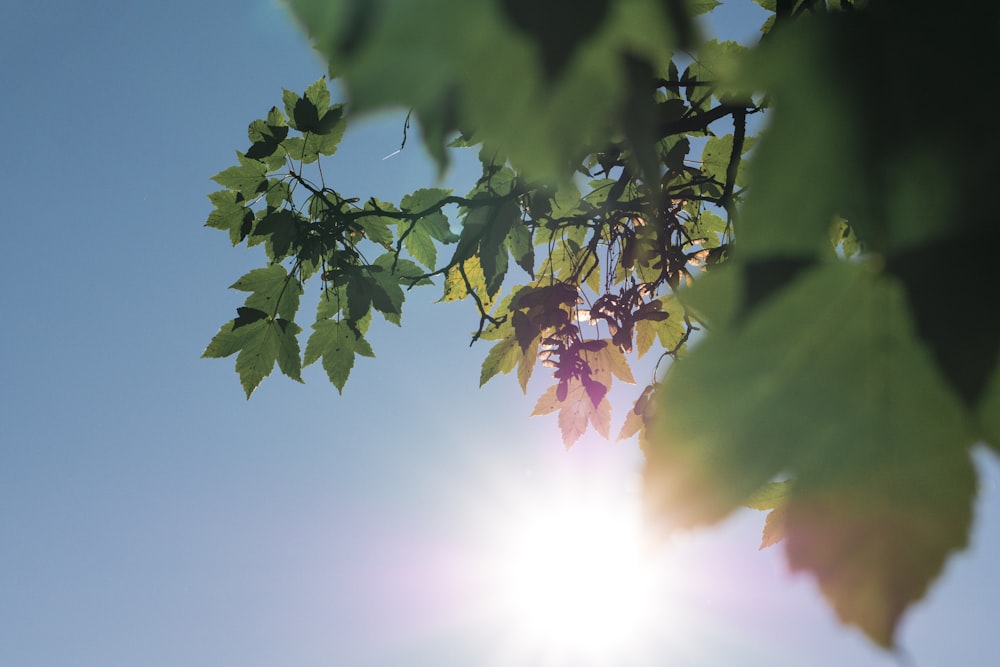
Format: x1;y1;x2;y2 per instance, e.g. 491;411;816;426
480;480;663;665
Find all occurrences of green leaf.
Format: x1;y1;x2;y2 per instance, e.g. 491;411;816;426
375;253;431;287
314;104;347;142
644;261;976;646
480;165;517;196
688;40;751;103
232;307;268;330
744;480;791;511
205;190;253;245
506;219;534;277
231;265;302;321
516;332;538;392
368;269;406;324
401;188;453;214
480;233;510;298
205;317;303;397
267;105;287;127
211;153;267;198
203;317;257;360
344;262;405;326
264;179;292;209
284;81;342;136
282;88;300;124
304;77;331;113
687;210;727;249
402;221;437;269
700;134;755;189
289;0;680;181
688;0;721;15
304;318;375;393
246;117;289;160
254;209;303;260
480;336;521;386
421;211;459;244
359;215;394;249
736;23;864;259
635;296;687;354
398;208;454;270
676;263;741;330
282;126;345;164
500;0;611;80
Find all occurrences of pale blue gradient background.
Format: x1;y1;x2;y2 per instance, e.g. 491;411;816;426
2;2;997;666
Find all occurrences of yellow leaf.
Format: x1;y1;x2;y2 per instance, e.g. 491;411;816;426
441;256;495;311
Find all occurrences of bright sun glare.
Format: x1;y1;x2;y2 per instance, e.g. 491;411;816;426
480;480;663;665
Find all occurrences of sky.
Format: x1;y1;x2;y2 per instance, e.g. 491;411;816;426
1;1;998;666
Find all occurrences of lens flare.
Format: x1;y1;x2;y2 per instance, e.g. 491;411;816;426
480;480;663;665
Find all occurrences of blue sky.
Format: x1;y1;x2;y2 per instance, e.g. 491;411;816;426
1;1;998;666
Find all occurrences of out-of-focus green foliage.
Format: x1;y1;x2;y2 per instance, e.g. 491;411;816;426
204;0;1000;649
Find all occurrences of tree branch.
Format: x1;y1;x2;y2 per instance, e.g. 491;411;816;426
720;107;747;221
657;102;747;140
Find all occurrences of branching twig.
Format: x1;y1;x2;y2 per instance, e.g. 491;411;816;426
382;109;412;159
459;261;506;344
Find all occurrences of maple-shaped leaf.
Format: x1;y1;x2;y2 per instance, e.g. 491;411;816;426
397;191;455;269
783;436;974;647
204;316;303;397
205;190;253;245
686;209;727;249
402;221;438;269
246;116;289;162
211;152;267;198
440;256;496;312
401;188;452;215
700;133;756;190
644;261;977;646
304;319;375;393
254;209;305;261
344;266;400;326
584;342;636;386
533;378;611;447
231;265;302;321
635;298;689;357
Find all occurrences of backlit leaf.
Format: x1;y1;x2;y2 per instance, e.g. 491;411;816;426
211;153;267;198
205;190;253;245
401;188;453;214
304;318;375;393
231;265;302;321
532;378;612;447
480;336;520;386
644;261;976;645
205;317;303;397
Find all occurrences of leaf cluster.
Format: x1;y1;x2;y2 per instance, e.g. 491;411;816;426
204;0;1000;651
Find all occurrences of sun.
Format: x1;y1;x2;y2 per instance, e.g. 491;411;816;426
479;479;663;665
